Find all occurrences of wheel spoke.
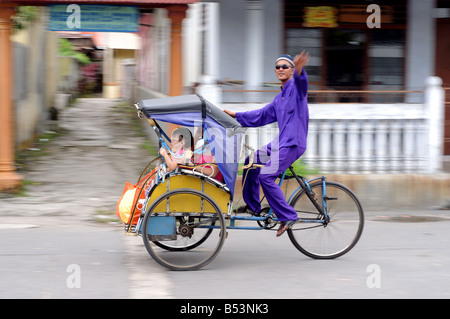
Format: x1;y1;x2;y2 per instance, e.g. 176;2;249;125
288;181;364;259
142;188;226;271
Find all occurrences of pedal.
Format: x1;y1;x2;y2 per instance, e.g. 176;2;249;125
219;231;228;239
124;232;139;236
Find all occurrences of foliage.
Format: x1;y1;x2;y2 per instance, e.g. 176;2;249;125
58;38;91;65
78;63;100;96
285;158;320;177
12;6;38;32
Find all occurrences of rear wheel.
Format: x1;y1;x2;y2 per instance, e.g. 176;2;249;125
142;188;226;271
152;216;214;251
287;181;364;259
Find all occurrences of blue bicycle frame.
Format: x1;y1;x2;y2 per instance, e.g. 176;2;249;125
226;168;329;230
153;123;330;231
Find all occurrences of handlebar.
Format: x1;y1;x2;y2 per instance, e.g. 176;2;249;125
134;103;158;127
134;103;144;119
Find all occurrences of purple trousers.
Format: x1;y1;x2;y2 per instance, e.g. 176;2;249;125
242;144;305;222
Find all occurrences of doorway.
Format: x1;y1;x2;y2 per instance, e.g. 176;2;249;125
325;29;365;90
435;18;450;155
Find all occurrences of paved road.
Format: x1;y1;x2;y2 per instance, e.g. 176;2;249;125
168;211;450;299
1;98;450;299
2;210;450;299
0;98;166;298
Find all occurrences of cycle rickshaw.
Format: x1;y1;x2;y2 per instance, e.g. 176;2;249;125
118;94;364;271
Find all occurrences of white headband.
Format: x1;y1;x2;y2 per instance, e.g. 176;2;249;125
276;55;294;67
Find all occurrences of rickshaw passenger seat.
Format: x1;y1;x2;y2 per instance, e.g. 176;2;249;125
179;163;224;183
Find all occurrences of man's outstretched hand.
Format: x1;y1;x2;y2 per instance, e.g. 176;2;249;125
223;109;236;118
294;51;310;75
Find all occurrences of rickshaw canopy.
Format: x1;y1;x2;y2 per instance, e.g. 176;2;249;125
137;94;245;198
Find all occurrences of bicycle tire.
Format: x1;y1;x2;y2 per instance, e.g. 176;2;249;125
142;188;226;271
287;181;364;259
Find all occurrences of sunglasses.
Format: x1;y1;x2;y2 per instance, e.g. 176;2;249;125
275;64;292;70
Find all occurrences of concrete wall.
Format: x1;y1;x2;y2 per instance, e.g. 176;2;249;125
217;0;282;84
233;174;450;211
103;49;136;99
101;32;140;99
406;0;436;100
12;8;58;149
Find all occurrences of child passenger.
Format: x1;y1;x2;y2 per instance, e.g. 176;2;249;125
159;127;223;182
117;127;222;225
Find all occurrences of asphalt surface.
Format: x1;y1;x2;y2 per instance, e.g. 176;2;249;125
2;98;450;300
0;98;170;299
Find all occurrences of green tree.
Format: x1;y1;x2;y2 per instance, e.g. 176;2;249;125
58;38;90;65
12;6;38;32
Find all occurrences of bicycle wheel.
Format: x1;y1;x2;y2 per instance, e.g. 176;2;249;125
142;188;226;271
288;181;364;259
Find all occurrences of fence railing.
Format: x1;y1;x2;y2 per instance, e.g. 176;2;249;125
222;88;424;104
303;116;427;174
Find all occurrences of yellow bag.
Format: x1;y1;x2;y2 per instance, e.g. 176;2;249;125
116;168;156;225
117;183;137;223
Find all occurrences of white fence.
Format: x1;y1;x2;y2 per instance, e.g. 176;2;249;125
221;76;445;174
304;116;427;174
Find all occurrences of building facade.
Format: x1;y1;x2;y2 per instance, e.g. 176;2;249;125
136;0;449;156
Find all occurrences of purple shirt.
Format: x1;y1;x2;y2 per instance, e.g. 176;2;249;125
235;70;309;150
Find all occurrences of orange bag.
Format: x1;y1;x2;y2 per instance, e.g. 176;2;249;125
116;169;156;225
